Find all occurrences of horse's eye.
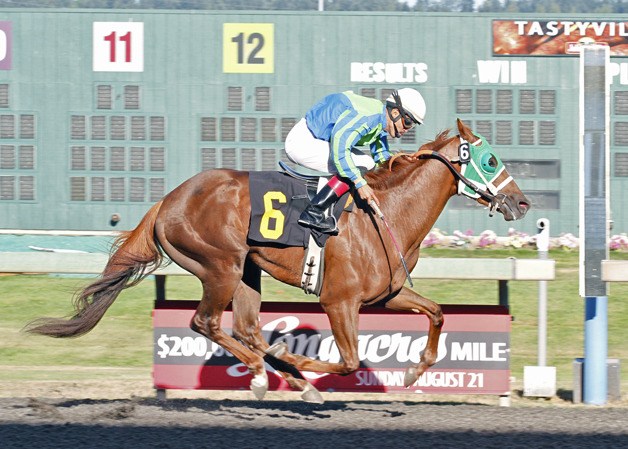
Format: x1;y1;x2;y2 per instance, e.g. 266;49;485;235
480;153;498;173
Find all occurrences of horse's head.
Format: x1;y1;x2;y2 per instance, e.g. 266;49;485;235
454;119;530;221
383;119;530;221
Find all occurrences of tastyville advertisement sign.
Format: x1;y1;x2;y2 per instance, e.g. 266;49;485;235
153;301;511;395
493;20;628;56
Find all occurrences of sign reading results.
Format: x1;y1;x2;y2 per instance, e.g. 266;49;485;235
223;23;274;73
93;22;144;72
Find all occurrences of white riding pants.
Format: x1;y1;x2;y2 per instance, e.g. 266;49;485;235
284;118;375;176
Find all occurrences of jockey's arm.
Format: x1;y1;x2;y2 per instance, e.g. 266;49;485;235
330;111;383;207
330;112;369;189
356;184;379;206
330;134;381;207
370;136;393;165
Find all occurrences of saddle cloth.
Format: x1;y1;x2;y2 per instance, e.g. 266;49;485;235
247;171;349;248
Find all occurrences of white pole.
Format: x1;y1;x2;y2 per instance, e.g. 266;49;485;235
579;44;610;405
536;218;550;367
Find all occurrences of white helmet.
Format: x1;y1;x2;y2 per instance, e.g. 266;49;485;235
386;88;426;125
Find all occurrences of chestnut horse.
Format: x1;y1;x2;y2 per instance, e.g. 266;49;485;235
27;119;529;403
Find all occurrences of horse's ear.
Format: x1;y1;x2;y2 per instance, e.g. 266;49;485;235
457;118;475;141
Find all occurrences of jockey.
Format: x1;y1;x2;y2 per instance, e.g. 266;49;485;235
285;88;426;234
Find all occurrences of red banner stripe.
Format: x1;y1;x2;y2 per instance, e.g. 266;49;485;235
153;365;510;395
153;302;511;333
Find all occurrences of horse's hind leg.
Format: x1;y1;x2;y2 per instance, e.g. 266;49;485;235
191;266;270;400
266;298;362;376
231;260;324;403
385;286;444;387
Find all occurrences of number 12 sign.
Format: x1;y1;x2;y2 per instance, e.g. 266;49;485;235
93;22;144;72
223;23;274;74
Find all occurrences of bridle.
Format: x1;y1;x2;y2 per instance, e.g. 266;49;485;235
415;136;514;217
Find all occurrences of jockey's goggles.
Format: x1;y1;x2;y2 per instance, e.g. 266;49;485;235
400;114;418;129
386;91;421;130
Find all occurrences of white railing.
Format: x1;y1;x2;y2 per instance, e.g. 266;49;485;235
0;251;555;307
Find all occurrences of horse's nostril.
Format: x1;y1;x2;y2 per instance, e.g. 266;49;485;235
519;201;530;210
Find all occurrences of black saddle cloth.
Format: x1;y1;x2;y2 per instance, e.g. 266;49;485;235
247;171;350;248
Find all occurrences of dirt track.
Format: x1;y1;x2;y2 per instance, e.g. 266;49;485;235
1;380;627;449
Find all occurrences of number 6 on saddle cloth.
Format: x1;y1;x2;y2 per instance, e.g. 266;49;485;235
247;167;353;250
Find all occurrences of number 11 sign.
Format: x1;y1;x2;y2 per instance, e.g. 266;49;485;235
93;22;144;72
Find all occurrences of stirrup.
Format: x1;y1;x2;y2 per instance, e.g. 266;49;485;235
298;215;338;234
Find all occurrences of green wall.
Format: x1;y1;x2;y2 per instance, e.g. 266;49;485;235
0;9;626;236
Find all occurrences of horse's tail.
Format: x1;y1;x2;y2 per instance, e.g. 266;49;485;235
25;201;165;338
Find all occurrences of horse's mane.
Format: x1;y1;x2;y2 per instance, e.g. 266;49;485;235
366;129;455;190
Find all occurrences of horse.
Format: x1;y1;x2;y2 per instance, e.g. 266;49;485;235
26;119;530;403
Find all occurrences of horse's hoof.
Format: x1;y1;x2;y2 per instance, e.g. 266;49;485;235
404;367;419;388
301;384;324;404
250;373;268;400
266;341;288;358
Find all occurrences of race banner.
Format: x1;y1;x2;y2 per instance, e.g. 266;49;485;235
493;20;628;56
153;301;510;395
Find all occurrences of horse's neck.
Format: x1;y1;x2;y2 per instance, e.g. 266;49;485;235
382;151;457;249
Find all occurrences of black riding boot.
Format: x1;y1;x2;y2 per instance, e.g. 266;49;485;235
298;179;347;234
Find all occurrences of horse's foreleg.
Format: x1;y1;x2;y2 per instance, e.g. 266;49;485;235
231;270;323;403
385;286;444;387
